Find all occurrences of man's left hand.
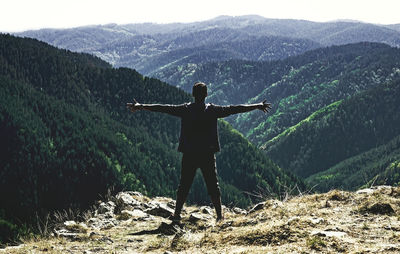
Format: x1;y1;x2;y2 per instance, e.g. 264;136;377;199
259;100;272;113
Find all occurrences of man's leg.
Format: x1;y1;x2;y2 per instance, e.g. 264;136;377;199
200;153;223;221
211;193;223;221
173;153;197;219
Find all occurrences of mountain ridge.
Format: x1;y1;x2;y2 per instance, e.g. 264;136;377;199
149;41;400;192
17;15;400;78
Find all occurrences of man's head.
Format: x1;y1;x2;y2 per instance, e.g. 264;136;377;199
192;82;208;101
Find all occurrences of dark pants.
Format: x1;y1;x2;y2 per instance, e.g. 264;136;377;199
176;152;221;202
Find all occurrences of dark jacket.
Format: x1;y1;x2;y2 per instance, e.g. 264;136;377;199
153;102;251;153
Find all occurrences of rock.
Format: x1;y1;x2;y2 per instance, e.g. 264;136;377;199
309;217;325;225
356;188;375;195
232;207;247;215
200;206;213;215
145;203;174;218
99;236;114;244
327;190;349;201
97;201;116;215
89;232;113;243
311;230;347;238
189;213;204;222
248;200;282;213
364;202;395;215
87;217;117;230
378;243;400;252
115;192;142;211
287;216;300;225
54;229;82;240
117;209;148;221
355;186;392;195
87;217;101;227
167;200;176;209
124;191;144;197
248;201;266;213
189;212;213;223
157;222;183;235
64;221;88;233
83;247;106;254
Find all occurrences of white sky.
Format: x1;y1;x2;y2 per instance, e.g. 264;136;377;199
1;0;400;32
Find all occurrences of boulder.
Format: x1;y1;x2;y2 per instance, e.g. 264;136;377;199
53;229;82;240
189;212;213;223
64;221;88;233
309;217;325;225
117;209;148;221
248;202;266;213
365;202;395;215
87;217;117;230
97;201;116;215
232;207;247;215
356;188;375;195
145;203;174;218
200;206;213;215
311;230;347;238
115;192;142;211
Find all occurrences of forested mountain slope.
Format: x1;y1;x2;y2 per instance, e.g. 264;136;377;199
19;26;320;75
18;16;400;78
155;43;400;144
152;42;400;191
0;34;304;243
264;78;400;188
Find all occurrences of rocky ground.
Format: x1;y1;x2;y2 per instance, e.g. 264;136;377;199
3;186;400;253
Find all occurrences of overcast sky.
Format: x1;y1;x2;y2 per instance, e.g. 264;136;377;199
1;0;400;32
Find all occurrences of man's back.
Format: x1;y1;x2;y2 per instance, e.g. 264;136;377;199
178;102;219;153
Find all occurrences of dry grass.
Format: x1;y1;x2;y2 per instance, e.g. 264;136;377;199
3;187;400;253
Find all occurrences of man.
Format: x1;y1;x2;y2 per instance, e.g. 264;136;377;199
127;82;271;222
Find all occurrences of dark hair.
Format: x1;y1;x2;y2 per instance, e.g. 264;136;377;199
192;82;207;99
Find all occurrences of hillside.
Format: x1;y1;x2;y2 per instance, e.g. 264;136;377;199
19;26;321;76
0;34;304;243
154;43;400;142
264;78;400;183
18;16;400;78
152;42;400;192
2;186;400;253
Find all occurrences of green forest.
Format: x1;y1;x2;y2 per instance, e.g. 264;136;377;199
265;78;400;185
153;42;400;145
150;42;400;193
0;34;304;244
2;31;400;246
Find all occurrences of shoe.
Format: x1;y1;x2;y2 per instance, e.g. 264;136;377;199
216;215;224;222
168;214;181;223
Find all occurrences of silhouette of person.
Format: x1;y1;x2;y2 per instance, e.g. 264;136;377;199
127;82;271;221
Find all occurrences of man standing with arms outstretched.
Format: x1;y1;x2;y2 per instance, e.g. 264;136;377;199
127;82;271;222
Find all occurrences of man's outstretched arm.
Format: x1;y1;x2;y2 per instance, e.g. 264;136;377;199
216;100;272;117
126;99;185;116
233;100;272;113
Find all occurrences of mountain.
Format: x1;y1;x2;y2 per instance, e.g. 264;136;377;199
19;26;321;76
154;42;400;140
386;24;400;32
0;34;304;243
135;33;320;75
150;42;400;192
18;16;400;79
2;186;400;253
265;78;400;185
